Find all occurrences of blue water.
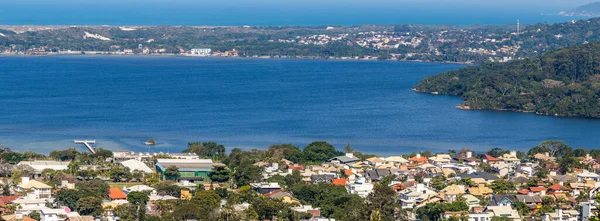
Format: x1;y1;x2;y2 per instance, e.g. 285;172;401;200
0;56;599;155
0;0;592;26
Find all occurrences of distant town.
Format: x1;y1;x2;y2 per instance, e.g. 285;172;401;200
0;140;598;221
2;17;599;64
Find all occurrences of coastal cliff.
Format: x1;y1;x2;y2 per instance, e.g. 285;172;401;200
413;43;600;118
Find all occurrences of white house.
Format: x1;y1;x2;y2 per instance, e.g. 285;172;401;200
13;196;51;219
542;209;580;221
15;177;52;199
346;178;373;198
190;48;212;55
41;209;68;221
398;183;438;208
578;170;600;182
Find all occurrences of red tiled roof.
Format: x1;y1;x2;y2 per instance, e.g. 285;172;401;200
483;154;500;162
408;156;428;162
108;188;127;200
517;189;529;195
0;196;19;205
332;178;347;186
529;187;546;192
548;184;567;191
23;217;36;221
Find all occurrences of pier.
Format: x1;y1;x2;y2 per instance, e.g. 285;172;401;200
74;140;96;154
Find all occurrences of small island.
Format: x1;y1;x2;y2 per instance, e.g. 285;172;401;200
413;43;600;118
144;138;156;145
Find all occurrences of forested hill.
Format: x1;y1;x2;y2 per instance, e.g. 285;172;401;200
568;2;600;16
413;43;600;118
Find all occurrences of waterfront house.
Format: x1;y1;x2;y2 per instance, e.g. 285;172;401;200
366;157;385;167
385;156;409;165
428;154;452;165
534;153;556;162
499;151;520;165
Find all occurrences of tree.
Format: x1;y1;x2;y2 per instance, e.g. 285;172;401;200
92;148;113;159
430;175;447;191
302;141;342;163
127;191;150;221
208;165;231;183
164;166;179;180
29;211;41;221
284;170;304;188
75;196;104;216
490;180;516;194
368;184;408;221
155;182;182;197
183;142;226;160
109;164;132;182
234;159;263;187
114;204;139;221
487;148;508;158
56;189;83;209
251;197;284;220
76;179;110;198
267;144;302;162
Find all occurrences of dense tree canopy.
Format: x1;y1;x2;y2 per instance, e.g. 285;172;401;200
415;43;600;118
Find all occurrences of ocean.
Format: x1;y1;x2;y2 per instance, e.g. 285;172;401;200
0;56;599;155
0;0;592;26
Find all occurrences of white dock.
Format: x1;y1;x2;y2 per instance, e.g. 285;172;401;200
74;140;96;154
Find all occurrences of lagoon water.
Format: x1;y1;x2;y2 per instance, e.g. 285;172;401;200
0;56;599;154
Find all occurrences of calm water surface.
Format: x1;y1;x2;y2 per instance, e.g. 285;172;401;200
0;56;599;154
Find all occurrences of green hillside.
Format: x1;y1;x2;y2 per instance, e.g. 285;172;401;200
414;43;600;118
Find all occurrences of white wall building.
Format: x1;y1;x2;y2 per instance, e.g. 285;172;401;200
346;178;373;198
190;48;212;55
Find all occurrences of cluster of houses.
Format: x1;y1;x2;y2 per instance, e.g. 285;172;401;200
3;148;600;221
257;151;600;221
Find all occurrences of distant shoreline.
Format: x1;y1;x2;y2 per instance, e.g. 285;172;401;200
0;52;473;65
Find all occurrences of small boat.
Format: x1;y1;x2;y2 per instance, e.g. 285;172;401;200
144;138;156;145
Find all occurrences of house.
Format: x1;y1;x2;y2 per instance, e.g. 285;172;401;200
385;156;409;165
462;194;481;209
499;151;520;165
408;154;428;165
329;153;360;165
364;169;391;181
542;208;580;221
453;151;480;164
481;154;501;164
310;174;335;184
548;183;569;194
263;190;300;204
492;163;512;177
15;177;52;199
13;197;51;219
250;183;281;194
534;153;556;162
346;178;373;198
120;159;153;174
428;154;452;165
292;205;321;218
40;209;68;221
365;157;385;167
398;183;438;208
123;184;154;194
577;170;600;182
489;194;517;207
17;161;70;177
331;178;347;186
529;186;547;195
155;159;224;182
486;206;521;221
515;195;542;212
466;207;491;221
108;188;127;201
460;172;499;182
440;184;465;203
